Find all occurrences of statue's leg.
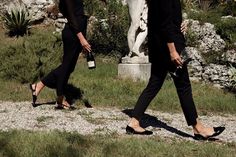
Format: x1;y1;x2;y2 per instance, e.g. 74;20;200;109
127;0;145;57
127;22;139;57
132;29;147;57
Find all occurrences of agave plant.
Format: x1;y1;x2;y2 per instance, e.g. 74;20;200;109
2;7;31;37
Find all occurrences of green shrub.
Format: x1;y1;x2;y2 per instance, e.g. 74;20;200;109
187;9;222;24
0;28;62;83
201;50;224;64
181;0;199;10
1;7;31;37
199;0;212;11
222;0;236;16
84;0;107;17
182;0;222;11
216;18;236;48
185;29;199;47
84;0;129;58
211;0;222;7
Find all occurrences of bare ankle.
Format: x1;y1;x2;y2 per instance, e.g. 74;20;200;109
193;120;204;133
192;120;214;135
129;118;141;127
62;99;70;107
35;81;45;95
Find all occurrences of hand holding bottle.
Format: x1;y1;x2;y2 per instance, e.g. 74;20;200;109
170;50;183;68
77;32;91;52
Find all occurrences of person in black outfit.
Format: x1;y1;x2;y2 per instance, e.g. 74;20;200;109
29;0;91;109
126;0;225;140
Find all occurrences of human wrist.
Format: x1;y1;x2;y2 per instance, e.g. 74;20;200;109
77;32;84;40
167;42;177;54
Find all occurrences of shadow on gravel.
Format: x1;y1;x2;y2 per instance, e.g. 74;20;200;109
122;109;194;139
33;84;92;108
64;84;92;108
33;101;56;107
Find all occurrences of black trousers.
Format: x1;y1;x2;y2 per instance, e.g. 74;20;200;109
41;24;82;96
132;62;198;126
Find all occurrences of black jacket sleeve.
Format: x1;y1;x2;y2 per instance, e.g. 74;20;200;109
159;0;179;43
60;0;87;34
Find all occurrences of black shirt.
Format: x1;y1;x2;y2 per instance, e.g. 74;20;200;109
59;0;87;34
148;0;186;62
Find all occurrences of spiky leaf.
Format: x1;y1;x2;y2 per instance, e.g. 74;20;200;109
2;7;31;37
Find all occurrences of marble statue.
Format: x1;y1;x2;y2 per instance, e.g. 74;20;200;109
127;0;148;58
121;0;149;64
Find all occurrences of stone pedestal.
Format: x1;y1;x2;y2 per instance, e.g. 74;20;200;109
118;63;151;81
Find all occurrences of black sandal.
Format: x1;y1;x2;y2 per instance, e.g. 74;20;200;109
29;84;37;107
54;102;76;110
55;102;70;110
126;125;153;135
194;126;225;140
54;105;65;110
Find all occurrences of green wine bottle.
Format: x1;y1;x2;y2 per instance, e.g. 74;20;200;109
87;51;96;69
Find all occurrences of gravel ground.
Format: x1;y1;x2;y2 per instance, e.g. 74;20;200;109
0;101;235;143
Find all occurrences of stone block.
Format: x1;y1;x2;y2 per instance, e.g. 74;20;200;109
118;63;151;81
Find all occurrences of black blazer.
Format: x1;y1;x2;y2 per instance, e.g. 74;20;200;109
59;0;88;35
147;0;186;63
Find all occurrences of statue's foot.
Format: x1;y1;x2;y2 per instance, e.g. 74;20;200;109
127;51;133;57
130;51;140;57
139;52;146;57
131;52;147;58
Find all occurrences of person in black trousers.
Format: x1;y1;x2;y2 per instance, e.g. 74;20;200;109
126;0;225;140
29;0;91;109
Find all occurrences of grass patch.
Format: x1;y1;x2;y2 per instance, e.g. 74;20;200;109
0;130;235;157
0;25;62;83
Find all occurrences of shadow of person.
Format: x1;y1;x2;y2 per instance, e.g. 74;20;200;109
33;84;92;108
64;84;93;108
33;101;56;107
122;108;193;139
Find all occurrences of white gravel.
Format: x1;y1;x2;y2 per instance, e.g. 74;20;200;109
0;101;235;143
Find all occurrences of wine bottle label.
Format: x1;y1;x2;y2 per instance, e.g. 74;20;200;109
88;61;95;67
